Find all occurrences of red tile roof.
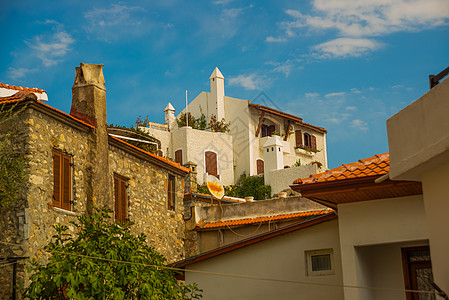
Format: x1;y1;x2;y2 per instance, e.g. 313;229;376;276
196;208;334;229
293;153;389;185
109;136;190;173
171;212;337;268
248;102;327;134
1;92;190;174
0;83;46;94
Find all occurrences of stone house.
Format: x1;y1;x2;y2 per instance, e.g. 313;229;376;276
0;63;190;299
142;67;328;193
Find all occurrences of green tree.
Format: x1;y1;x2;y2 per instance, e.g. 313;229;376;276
24;207;202;299
0;103;27;210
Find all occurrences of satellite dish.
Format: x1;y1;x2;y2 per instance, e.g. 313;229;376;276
206;174;224;200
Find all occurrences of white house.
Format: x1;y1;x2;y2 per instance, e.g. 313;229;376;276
143;68;328;190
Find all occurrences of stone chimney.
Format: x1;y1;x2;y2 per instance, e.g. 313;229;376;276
70;63;111;210
184;161;198;193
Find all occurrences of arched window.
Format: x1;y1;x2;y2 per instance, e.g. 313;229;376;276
205;151;219;178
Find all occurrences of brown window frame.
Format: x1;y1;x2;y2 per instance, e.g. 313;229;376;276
167;175;176;210
52;150;72;211
114;173;129;223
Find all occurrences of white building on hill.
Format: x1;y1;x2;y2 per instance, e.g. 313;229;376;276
143;67;328;190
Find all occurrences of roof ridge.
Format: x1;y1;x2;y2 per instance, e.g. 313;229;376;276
0;83;46;94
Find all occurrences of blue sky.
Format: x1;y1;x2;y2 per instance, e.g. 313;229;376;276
1;0;448;169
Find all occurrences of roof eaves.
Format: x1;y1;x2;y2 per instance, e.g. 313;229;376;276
171;212;337;268
108;135;190;175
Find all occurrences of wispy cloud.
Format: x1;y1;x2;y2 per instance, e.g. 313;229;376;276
228;73;269;90
350;119;369;131
325;91;346;98
266;36;287;43
214;0;234;4
84;4;150;41
271;0;449;57
7;67;38;80
25;31;74;67
267;59;302;77
305;92;320;98
314;38;382;58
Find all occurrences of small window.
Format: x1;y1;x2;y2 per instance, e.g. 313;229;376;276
306;249;334;276
168;175;176;210
52;150;72;211
114;174;128;223
304;132;312;147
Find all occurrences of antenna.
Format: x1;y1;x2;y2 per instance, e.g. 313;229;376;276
185;90;189;127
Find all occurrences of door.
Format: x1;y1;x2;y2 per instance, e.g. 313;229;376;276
402;246;435;300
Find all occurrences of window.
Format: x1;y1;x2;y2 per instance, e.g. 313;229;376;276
114;174;128;223
303;133;317;149
306;249;334;276
175;149;183;165
256;159;264;174
167;175;176;210
205;150;219;178
261;124;275;137
52;150;72;210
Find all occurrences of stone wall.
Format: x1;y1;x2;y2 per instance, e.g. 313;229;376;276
109;145;186;262
0;106;92;299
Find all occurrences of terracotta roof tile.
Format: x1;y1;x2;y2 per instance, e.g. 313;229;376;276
0;92;189;174
293;153;389;185
196;208;334;229
0;83;46;94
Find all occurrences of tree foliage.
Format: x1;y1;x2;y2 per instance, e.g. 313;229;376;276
0;103;27;210
24;207;202;299
198;174;271;200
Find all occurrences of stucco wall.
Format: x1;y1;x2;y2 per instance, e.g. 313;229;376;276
186;219;344;300
421;160;449;294
172;126;234;186
337;195;428;300
269;164;318;194
387;77;449;181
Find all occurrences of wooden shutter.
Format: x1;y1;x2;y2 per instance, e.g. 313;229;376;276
175;149;183;165
257;159;264;175
205;151;218;177
114;174;127;223
53;151;61;207
53;150;71;210
167;175;175;210
304;133;311;147
295;130;302;147
311;135;317;150
62;156;71;210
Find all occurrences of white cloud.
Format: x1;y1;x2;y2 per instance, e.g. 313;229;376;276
214;0;234;4
84;4;150;41
284;0;449;38
266;36;287;43
305;92;319;98
7;67;38;80
346;106;357;111
314;38;382;58
273;0;449;57
350;119;369;131
267;59;302;77
351;88;361;94
228;74;269;90
222;8;244;19
26;31;74;67
325;91;346;97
